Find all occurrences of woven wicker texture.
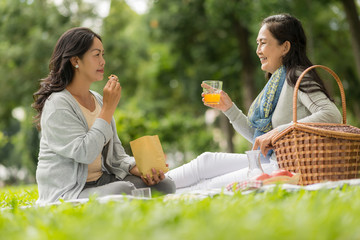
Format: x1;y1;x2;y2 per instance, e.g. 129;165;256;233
272;65;360;185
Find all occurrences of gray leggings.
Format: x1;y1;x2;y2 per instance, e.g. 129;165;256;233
78;172;176;199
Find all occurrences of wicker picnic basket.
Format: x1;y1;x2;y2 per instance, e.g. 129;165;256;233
271;65;360;185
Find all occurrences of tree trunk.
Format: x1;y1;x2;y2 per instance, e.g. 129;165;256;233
219;18;256;153
233;20;256;110
220;114;234;153
340;0;360;79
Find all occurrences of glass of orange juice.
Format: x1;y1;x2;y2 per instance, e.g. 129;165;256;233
202;80;223;104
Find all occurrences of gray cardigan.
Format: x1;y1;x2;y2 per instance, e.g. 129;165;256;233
224;77;342;144
36;89;136;204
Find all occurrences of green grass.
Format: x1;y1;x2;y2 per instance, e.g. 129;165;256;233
1;185;360;240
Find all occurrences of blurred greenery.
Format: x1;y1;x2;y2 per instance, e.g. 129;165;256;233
0;0;359;184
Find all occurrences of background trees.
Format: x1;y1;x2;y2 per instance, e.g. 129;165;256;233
0;0;359;184
0;0;98;182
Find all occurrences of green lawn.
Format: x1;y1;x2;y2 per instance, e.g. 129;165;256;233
1;184;359;240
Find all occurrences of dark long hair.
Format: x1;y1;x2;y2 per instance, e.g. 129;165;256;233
32;27;102;130
262;14;332;100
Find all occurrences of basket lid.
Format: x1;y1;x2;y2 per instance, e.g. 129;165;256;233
272;122;360;144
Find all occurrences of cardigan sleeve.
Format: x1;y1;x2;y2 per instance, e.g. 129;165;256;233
108;128;137;178
223;103;255;143
41;100;113;164
274;86;342;133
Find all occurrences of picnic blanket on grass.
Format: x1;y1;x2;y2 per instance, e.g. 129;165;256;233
163;178;360;201
6;179;359;210
66;178;360;203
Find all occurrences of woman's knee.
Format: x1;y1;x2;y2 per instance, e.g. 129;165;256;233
103;181;136;195
197;152;214;161
195;152;216;170
123;175;146;188
153;177;176;194
78;181;136;199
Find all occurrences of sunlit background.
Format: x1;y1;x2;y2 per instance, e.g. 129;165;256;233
1;0;360;186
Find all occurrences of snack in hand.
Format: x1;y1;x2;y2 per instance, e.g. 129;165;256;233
108;74;119;82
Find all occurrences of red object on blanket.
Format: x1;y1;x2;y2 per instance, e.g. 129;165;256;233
270;169;293;177
227;171;300;192
255;173;271;180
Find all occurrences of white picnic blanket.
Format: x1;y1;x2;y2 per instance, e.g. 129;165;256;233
8;178;359;209
163;178;360;200
60;178;360;203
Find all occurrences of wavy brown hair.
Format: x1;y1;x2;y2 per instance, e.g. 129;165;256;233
32;27;102;130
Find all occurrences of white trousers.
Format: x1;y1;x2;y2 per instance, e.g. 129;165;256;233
166;152;279;194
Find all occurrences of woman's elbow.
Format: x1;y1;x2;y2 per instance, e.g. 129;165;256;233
326;108;342;124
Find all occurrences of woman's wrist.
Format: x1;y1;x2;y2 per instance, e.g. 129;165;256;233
130;165;141;176
99;107;113;124
222;102;234;113
222;103;233;112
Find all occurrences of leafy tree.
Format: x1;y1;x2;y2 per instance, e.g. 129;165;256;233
0;0;97;179
102;0;219;162
146;0;254;152
146;0;360;152
340;0;360;79
1;0;360;182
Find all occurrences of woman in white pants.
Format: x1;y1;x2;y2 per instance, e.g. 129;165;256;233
166;14;342;193
167;152;279;193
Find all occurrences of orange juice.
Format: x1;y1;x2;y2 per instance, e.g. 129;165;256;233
204;93;220;104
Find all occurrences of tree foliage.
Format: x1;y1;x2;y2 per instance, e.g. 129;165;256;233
0;0;359;183
101;0;218;161
0;0;97;182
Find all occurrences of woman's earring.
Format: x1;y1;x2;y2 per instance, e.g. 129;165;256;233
75;64;79;69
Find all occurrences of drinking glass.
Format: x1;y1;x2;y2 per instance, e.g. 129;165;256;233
246;150;264;179
131;188;152;198
202;80;223;104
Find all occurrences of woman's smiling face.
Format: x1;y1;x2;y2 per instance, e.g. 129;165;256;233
256;24;289;74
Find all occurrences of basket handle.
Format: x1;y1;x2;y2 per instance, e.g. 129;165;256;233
293;65;346;124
